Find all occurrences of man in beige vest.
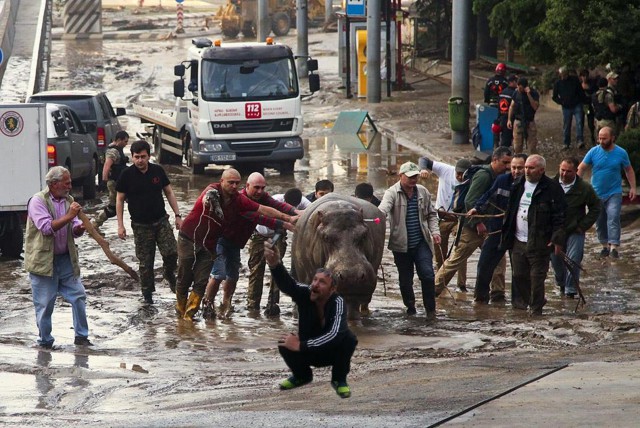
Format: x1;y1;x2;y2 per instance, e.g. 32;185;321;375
25;166;92;349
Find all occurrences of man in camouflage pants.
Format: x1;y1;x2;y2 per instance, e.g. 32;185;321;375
116;140;182;304
247;187;310;315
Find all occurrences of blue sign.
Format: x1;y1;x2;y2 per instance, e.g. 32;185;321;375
0;48;3;66
346;0;365;16
176;0;184;3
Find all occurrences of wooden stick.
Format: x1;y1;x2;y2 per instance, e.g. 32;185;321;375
78;211;139;282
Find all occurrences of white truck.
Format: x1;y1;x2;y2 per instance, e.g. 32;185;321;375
0;104;48;258
133;37;319;174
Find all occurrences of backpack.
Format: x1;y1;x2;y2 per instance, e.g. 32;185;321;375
592;88;615;120
450;165;485;213
471;124;481;150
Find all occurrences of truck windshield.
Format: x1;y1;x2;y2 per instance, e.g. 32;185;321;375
201;57;299;101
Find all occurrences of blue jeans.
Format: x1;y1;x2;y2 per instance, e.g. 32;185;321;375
30;254;89;346
550;232;585;294
562;104;584;146
210;237;242;281
596;194;622;246
392;239;436;312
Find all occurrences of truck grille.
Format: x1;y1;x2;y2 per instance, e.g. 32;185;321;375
229;140;278;156
211;119;294;134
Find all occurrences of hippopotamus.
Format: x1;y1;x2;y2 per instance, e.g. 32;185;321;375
291;193;386;316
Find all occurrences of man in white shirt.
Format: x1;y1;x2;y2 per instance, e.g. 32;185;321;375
501;155;566;315
418;156;471;290
247;188;310;315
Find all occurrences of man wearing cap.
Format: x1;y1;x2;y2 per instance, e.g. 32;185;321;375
507;77;540;154
379;161;441;320
552;67;585;149
497;75;518;148
435;147;512;297
418;156;471;291
594;71;623;136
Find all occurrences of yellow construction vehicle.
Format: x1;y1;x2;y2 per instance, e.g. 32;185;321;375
216;0;329;38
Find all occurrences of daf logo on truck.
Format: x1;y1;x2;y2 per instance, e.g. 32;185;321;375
132;37;320;175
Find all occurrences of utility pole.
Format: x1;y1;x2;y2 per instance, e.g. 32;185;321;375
325;0;332;25
451;0;470;144
366;0;381;103
296;0;309;76
257;0;269;41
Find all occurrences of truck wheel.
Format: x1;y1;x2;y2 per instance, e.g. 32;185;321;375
271;12;291;37
222;23;240;39
0;212;24;259
242;23;256;38
184;133;206;175
279;160;295;175
82;159;97;200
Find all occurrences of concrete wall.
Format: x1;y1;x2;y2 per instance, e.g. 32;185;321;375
0;0;19;83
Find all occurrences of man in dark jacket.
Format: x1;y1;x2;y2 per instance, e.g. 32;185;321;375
265;241;358;399
507;77;540;154
553;67;585;149
550;157;600;298
501;155;566;315
469;154;527;304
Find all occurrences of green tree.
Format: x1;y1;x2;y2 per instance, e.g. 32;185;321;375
474;0;548;63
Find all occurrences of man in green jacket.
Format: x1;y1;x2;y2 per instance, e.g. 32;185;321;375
550;157;600;298
435;147;512;296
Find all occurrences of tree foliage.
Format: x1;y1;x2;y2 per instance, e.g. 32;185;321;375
414;0;640;67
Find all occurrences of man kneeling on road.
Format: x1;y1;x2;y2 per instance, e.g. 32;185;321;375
264;241;357;399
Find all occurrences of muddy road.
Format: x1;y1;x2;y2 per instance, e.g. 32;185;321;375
2;13;640;427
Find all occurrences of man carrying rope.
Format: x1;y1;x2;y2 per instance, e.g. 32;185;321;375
468;153;527;304
434;147;513;297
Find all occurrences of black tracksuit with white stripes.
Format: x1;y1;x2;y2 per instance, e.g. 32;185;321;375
271;264;358;383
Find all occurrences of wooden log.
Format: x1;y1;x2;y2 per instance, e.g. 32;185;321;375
77;211;139;282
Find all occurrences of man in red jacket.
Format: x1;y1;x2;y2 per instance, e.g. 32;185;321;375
176;169;296;320
202;172;301;319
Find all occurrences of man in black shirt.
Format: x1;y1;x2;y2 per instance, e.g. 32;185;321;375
552;67;585;149
507;77;540;154
264;241;357;399
116;140;183;304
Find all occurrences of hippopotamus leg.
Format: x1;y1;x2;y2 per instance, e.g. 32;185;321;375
347;301;361;320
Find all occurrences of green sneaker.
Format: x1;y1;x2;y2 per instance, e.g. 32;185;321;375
279;375;312;390
331;381;351;398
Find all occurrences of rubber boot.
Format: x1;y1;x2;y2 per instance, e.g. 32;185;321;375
176;294;188;317
183;292;203;321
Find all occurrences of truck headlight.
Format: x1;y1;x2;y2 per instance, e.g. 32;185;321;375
283;139;301;149
199;142;224;152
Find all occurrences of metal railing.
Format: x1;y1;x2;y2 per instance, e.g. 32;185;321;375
26;0;53;100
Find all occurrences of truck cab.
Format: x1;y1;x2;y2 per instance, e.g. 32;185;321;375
139;37;319;175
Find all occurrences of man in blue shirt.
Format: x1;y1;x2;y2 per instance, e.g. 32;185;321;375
578;126;636;258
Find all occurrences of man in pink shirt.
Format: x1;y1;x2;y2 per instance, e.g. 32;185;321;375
24;166;92;349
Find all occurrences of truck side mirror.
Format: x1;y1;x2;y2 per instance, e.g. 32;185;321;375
307;59;318;72
116;107;126;116
174;79;185;98
309;73;320;93
174;64;186;77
